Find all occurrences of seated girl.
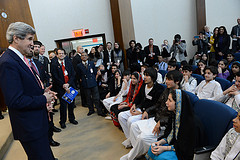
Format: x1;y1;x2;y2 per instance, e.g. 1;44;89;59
228;61;240;82
110;72;143;127
146;89;195;160
210;111;240;160
217;59;230;80
193;60;206;76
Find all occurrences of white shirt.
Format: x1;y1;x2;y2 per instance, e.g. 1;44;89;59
145;85;153;100
156;73;163;84
211;128;240;160
118;79;131;97
215;92;240;112
8;46;27;66
195;80;223;100
181;76;197;93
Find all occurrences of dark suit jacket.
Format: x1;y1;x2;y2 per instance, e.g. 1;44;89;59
231;25;240;38
214;34;230;55
0;48;48;142
72;54;82;72
77;60;97;89
51;59;76;97
134;83;164;117
103;50;112;66
34;59;50;87
144;45;160;66
39;55;49;73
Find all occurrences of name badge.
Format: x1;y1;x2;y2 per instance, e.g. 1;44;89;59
90;68;93;73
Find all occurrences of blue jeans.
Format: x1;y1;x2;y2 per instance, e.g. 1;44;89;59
145;144;178;160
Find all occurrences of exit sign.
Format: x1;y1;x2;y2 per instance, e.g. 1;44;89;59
72;29;85;37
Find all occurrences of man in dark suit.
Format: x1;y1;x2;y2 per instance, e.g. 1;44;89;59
51;48;78;129
72;45;87;107
39;45;50;72
103;42;113;70
231;18;240;53
77;52;105;116
144;38;160;67
0;22;57;160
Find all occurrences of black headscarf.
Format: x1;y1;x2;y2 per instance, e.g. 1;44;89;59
159;89;195;160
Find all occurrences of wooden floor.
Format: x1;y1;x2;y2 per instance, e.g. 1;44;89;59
3;99;131;160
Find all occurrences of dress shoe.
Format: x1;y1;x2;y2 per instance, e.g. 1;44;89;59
87;111;95;116
60;123;66;129
52;109;58;112
98;112;106;117
0;115;4;120
69;120;78;125
49;140;60;147
53;126;61;133
54;158;58;160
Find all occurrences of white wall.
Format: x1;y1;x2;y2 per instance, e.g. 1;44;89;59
28;0;114;56
206;0;240;41
131;0;197;60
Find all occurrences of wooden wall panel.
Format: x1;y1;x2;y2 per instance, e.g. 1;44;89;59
196;0;206;34
0;0;36;48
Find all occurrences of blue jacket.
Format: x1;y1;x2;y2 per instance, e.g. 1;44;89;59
0;48;48;142
77;60;97;88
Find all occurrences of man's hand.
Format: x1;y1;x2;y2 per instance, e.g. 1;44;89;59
152;121;161;136
141;111;148;120
105;92;110;99
63;83;69;90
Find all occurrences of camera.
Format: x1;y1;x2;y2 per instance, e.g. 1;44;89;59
175;38;180;43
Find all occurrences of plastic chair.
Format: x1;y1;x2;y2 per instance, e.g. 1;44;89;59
185;91;199;106
193;99;237;159
234;52;240;61
192;74;205;85
215;77;231;91
192;65;198;72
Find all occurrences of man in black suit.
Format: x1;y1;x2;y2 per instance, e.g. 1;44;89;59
103;42;113;71
39;45;50;72
72;45;87;107
231;18;240;53
77;52;105;117
51;48;78;129
144;38;160;67
0;22;57;160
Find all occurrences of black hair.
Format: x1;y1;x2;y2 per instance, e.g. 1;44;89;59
181;60;188;66
166;70;183;87
144;67;157;82
168;60;177;68
198;60;207;66
123;69;131;76
169;88;177;102
107;42;112;45
114;69;122;77
213;27;219;38
204;66;218;75
235;71;240;77
232;61;240;69
174;34;181;40
129;40;136;47
182;65;192;72
218;26;228;35
149;38;153;41
56;48;66;55
33;41;42;46
111;64;118;68
219;59;228;66
132;71;140;80
152;64;159;70
135;43;142;49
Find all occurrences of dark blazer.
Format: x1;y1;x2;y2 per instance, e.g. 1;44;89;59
144;45;160;66
77;60;97;89
0;48;48;142
134;82;165;116
72;54;82;71
103;49;112;66
34;59;50;87
39;55;49;73
51;59;76;97
192;38;209;55
108;77;122;97
231;25;240;38
214;34;230;55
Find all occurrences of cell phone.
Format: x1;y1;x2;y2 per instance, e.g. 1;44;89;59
194;36;199;39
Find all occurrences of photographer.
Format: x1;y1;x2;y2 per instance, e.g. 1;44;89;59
170;34;186;63
192;32;209;64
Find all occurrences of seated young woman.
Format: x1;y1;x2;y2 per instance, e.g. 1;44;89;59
110;72;143;127
146;89;195;160
210;111;240;160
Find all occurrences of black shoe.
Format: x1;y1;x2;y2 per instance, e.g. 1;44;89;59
97;112;106;117
82;104;88;108
87;111;95;116
0;115;4;120
54;158;58;160
52;109;58;112
60;123;66;129
50;140;60;147
69;120;78;125
53;126;61;133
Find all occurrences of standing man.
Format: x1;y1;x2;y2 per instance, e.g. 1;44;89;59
0;22;57;160
231;18;240;53
144;38;160;67
77;52;105;116
51;48;78;129
39;44;50;73
103;42;113;70
72;45;87;107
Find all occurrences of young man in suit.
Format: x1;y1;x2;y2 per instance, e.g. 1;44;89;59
144;38;160;67
77;52;105;117
51;48;78;129
231;18;240;53
0;22;57;160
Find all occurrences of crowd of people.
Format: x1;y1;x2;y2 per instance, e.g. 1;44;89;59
0;19;240;160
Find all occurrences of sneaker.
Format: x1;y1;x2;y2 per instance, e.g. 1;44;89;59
105;116;112;120
122;138;132;149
